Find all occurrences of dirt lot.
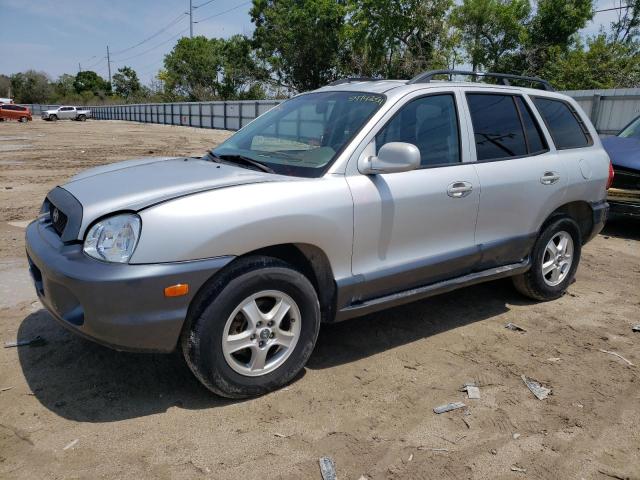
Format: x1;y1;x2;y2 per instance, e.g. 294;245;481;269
0;119;639;480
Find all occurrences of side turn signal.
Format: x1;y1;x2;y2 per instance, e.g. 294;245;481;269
164;284;189;297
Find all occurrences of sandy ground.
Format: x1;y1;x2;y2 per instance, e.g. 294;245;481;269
0;119;639;480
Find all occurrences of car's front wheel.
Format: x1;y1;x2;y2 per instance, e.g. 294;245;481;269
49;114;57;121
181;256;321;398
513;217;581;301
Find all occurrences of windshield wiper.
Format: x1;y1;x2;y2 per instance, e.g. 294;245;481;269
209;151;274;173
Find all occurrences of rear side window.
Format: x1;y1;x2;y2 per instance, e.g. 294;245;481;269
515;97;547;154
466;94;528;161
532;97;592;149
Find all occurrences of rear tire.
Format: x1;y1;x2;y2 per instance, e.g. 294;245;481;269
78;115;86;121
181;256;321;398
513;217;581;301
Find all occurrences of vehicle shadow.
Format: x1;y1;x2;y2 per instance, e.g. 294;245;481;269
601;215;640;240
18;278;521;422
16;309;240;423
308;279;519;369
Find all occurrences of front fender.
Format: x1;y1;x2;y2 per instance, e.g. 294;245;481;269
130;177;354;280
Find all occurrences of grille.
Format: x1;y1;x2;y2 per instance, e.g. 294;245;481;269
612;168;640;191
49;202;68;236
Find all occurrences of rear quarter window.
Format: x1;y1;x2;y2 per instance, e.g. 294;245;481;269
532;97;592;149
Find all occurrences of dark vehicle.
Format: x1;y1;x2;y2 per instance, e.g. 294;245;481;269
0;104;32;122
602;115;640;217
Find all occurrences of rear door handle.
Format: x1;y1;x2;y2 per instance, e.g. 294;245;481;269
540;171;561;185
447;181;473;198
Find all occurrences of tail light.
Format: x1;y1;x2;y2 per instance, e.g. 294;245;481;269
606;160;615;190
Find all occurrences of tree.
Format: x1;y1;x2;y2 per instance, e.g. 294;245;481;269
610;0;640;45
251;0;346;91
163;36;222;100
218;35;267;100
53;74;76;99
112;66;141;99
73;70;111;97
451;0;529;71
344;0;454;78
10;70;52;103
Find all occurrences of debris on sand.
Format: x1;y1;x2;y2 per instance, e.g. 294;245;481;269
505;322;527;332
4;336;47;348
632;324;640;333
547;357;561;362
598;349;635;366
319;456;337;480
434;402;466;414
511;465;527;473
521;375;551;400
464;385;481;400
63;439;79;450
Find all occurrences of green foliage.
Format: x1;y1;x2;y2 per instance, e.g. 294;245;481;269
541;35;640;90
451;0;529;71
73;70;111;97
112;66;141;99
163;35;264;100
10;70;53;103
0;74;10;98
343;0;453;78
251;0;346;91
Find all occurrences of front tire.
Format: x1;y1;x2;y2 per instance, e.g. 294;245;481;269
181;256;321;398
49;115;57;121
19;116;28;123
513;217;581;301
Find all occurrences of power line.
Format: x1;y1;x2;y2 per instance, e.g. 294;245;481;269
595;4;633;13
109;12;187;56
194;1;251;23
193;0;218;9
113;27;189;63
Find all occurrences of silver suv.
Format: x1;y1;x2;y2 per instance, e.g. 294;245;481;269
26;70;611;397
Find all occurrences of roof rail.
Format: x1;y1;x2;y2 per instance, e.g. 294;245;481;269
327;77;379;86
407;70;555;91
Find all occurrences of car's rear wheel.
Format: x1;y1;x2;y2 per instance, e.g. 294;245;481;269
513;217;581;301
78;115;86;121
181;256;321;398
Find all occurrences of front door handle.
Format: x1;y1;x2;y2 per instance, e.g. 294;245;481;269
540;171;561;185
447;181;473;198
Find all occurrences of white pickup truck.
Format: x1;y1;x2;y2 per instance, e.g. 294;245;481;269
41;106;91;121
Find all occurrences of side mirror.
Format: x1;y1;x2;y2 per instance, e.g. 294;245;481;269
358;142;420;175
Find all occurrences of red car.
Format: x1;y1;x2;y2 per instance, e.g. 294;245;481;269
0;104;32;122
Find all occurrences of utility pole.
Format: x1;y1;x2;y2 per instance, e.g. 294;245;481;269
78;63;82;74
106;45;112;85
189;0;193;38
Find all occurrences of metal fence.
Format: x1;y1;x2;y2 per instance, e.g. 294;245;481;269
20;88;640;135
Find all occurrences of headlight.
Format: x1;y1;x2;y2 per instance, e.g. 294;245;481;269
83;213;141;263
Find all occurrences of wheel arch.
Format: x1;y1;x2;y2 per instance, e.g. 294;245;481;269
541;200;594;244
189;243;337;325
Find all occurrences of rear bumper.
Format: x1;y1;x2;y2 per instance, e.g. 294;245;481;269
584;200;609;243
25;219;234;352
607;187;640;217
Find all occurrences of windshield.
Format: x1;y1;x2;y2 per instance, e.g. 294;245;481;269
619;116;640;139
212;91;385;177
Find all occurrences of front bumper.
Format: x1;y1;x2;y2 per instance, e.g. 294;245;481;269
25;219;234;352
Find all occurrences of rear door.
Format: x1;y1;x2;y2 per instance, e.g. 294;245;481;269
462;90;567;269
347;90;481;301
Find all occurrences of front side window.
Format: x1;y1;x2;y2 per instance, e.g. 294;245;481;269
533;97;592;149
618;115;640;139
213;91;385;177
467;94;528;161
376;94;460;167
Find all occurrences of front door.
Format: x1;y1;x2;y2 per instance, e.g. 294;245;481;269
346;92;480;302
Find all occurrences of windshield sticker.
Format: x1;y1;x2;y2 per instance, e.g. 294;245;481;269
348;95;384;106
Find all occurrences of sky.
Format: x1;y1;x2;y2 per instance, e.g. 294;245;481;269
0;0;629;85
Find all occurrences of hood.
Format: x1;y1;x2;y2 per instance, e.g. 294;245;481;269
61;156;279;238
601;136;640;171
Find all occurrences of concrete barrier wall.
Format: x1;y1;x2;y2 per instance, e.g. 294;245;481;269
21;88;640;135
